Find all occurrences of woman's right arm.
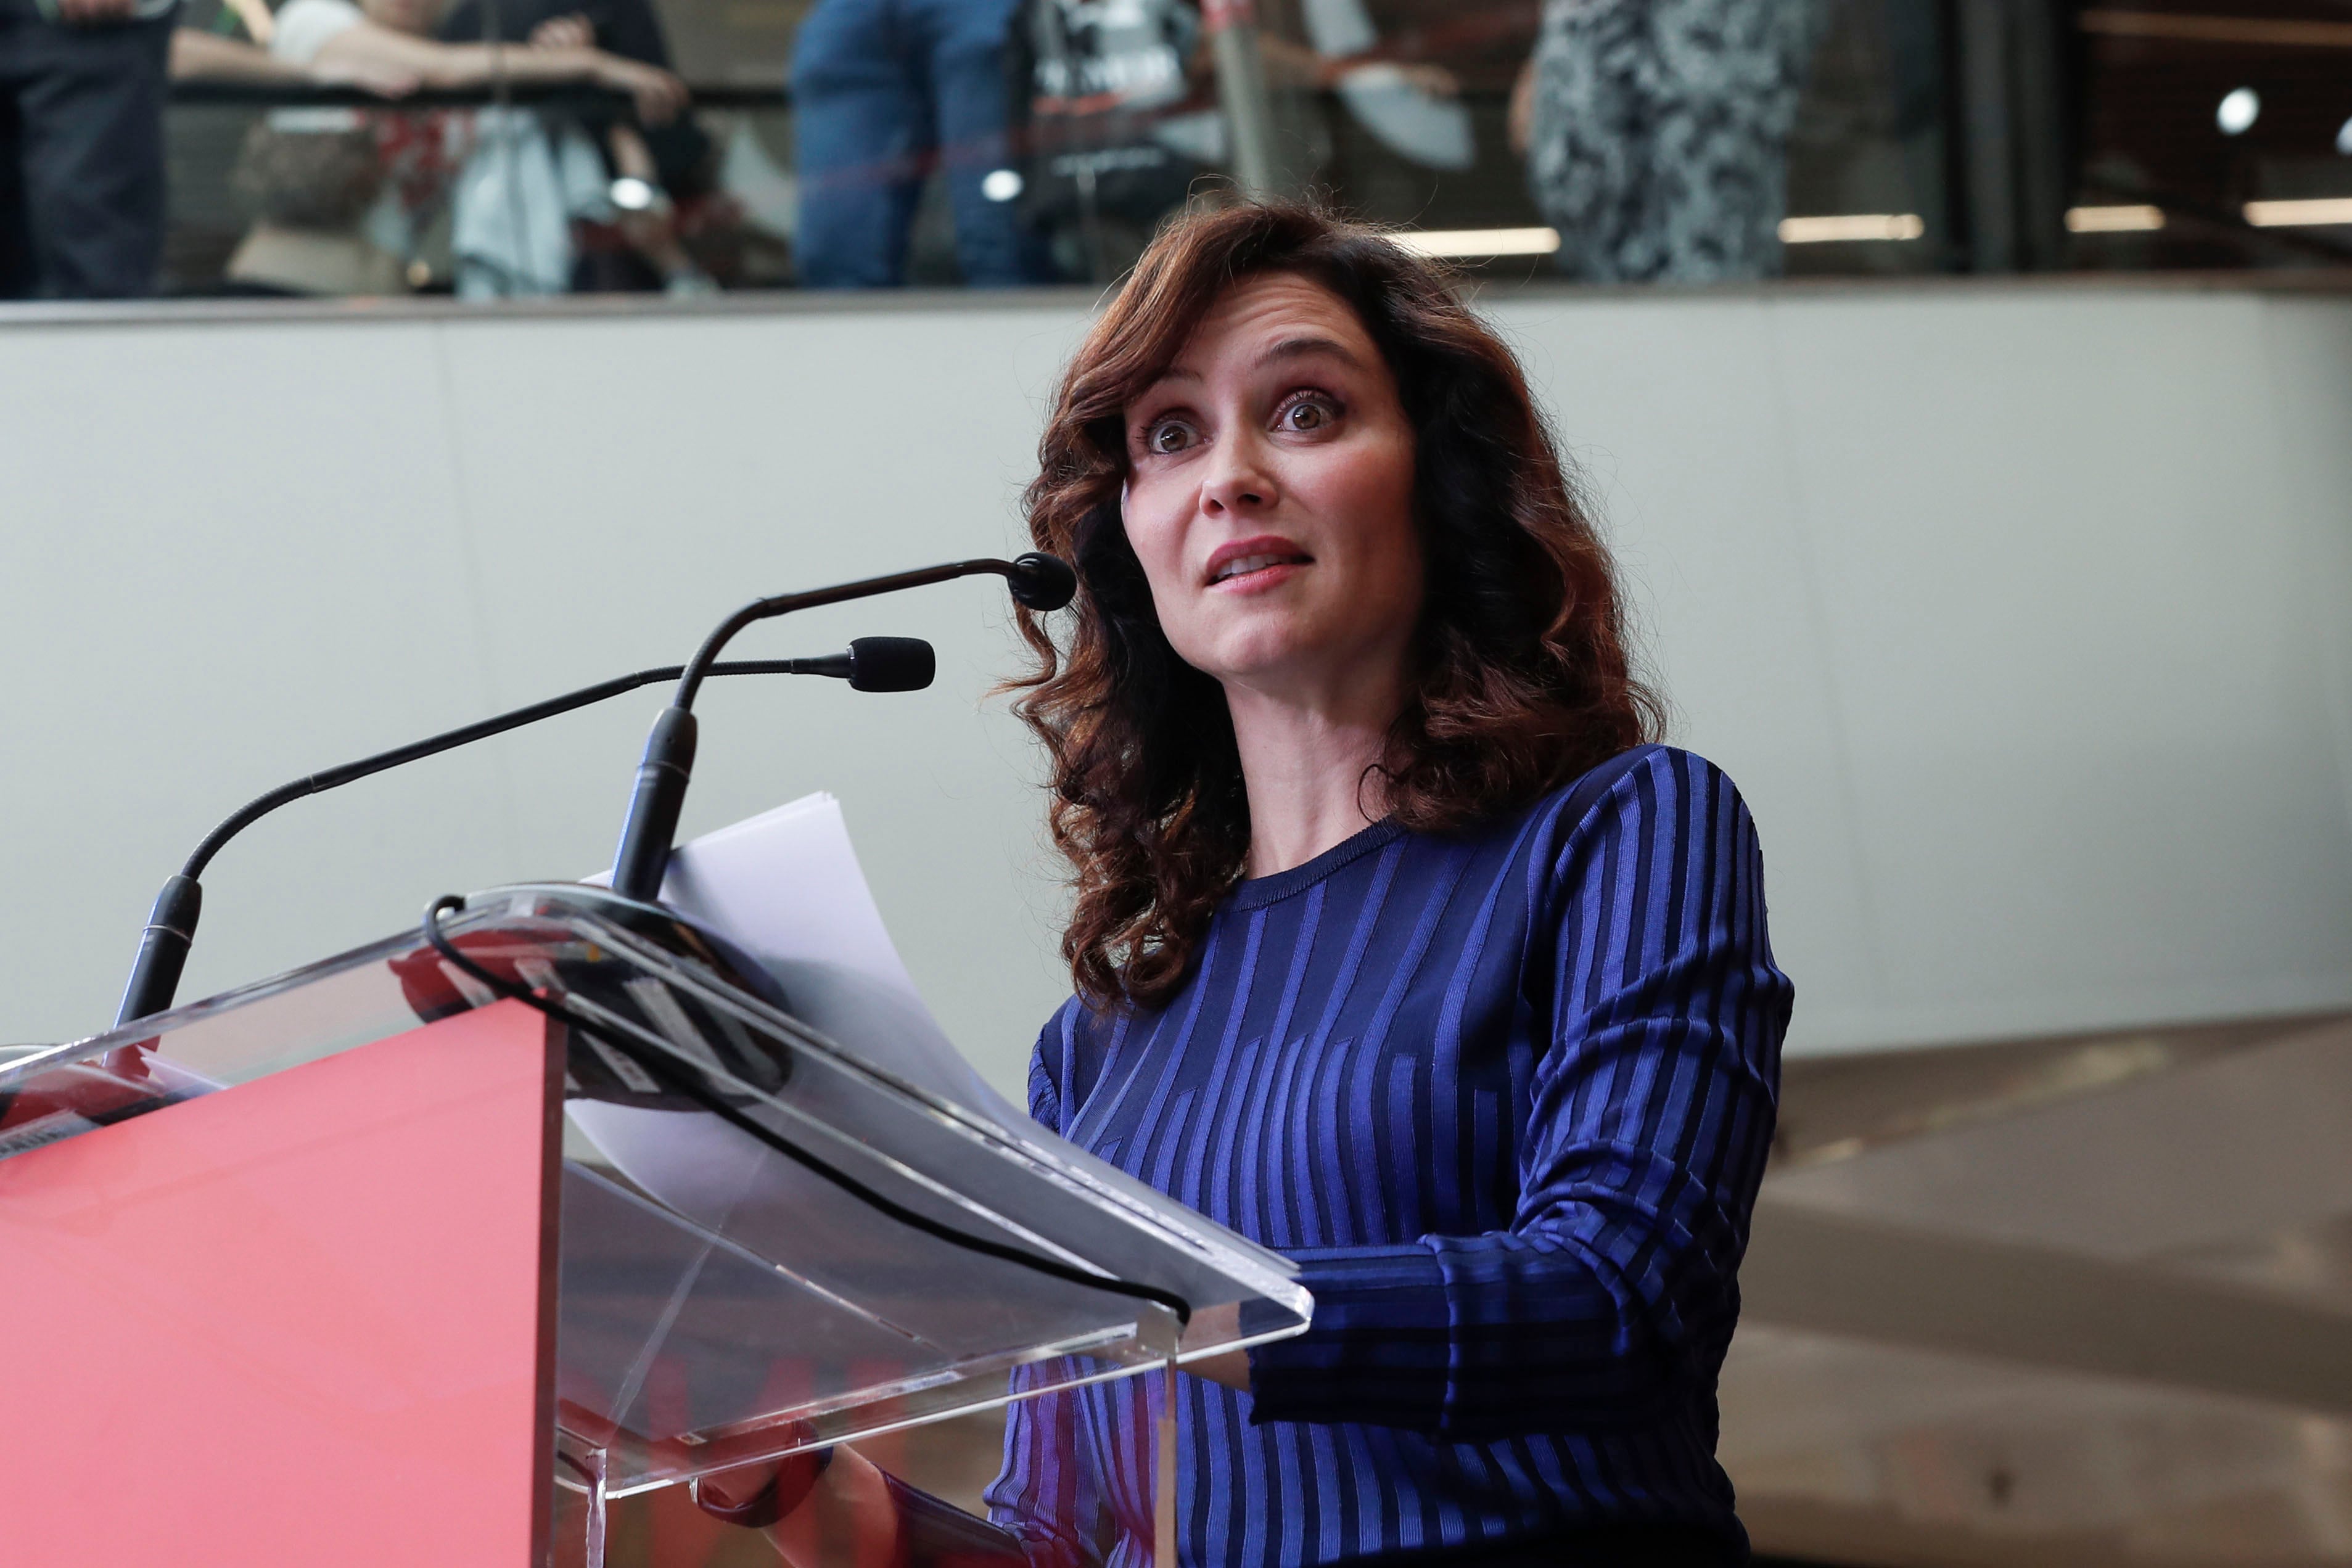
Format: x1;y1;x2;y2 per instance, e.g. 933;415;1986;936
307;22;687;122
1239;751;1792;1440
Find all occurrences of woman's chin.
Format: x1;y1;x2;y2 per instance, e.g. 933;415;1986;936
1196;644;1381;705
1186;633;1307;686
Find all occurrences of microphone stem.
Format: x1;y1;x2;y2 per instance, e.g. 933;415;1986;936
178;659;818;882
115;657;820;1028
670;559;1011;708
615;557;1025;901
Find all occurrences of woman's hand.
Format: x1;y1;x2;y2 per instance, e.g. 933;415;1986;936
1178;1300;1253;1392
692;1440;903;1568
693;1448;833;1524
593;54;687;125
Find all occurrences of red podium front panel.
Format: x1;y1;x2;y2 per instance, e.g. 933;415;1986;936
0;1001;561;1567
0;889;1315;1562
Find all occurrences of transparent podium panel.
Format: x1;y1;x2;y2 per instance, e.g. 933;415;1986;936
0;887;1312;1506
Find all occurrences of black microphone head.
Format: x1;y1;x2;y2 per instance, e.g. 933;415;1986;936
1006;552;1078;612
846;636;936;692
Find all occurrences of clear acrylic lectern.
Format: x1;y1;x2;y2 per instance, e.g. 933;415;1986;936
0;888;1310;1566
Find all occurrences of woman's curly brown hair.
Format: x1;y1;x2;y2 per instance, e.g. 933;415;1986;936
1012;200;1662;1009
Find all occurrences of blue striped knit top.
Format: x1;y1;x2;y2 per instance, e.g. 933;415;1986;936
980;745;1794;1567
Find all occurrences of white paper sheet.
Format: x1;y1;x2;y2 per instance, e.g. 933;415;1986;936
631;792;1025;1125
567;792;1301;1331
568;795;1032;1271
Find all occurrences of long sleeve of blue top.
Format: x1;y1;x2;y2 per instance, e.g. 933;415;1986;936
984;747;1792;1567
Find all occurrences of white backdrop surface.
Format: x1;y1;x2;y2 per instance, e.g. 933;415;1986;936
2;284;2347;1096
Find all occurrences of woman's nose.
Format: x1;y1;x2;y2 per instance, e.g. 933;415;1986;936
1199;432;1277;517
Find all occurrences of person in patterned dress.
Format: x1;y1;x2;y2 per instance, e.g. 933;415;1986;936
1510;0;1823;283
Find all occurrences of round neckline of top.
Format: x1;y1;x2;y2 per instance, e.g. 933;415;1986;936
1228;817;1408;911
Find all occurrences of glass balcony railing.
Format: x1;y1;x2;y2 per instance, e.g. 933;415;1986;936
17;0;2352;303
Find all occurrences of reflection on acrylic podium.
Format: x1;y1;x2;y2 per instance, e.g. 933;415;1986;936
0;888;1309;1566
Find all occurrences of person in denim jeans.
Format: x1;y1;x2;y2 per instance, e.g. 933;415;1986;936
0;0;175;297
788;0;1039;287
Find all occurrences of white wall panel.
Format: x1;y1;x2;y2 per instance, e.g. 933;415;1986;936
1755;291;2352;1045
432;306;1081;1078
1486;293;1889;1047
0;321;514;1041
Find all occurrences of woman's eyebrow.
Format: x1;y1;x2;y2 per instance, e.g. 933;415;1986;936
1256;334;1364;370
1133;335;1363;406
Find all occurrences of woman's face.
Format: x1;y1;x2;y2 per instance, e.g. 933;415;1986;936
1120;273;1422;710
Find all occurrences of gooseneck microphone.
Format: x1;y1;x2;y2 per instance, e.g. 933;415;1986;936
609;552;1076;902
114;638;936;1027
787;636;936;692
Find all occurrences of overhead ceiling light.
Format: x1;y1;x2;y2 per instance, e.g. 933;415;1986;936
2243;197;2352;226
1778;213;1925;243
1391;226;1561;258
981;168;1024;203
2217;87;2261;135
2065;204;2165;232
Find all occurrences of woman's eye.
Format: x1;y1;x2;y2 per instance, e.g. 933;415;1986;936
1145;419;1198;454
1281;398;1334;432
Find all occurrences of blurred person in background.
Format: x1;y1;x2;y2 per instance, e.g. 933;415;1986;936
0;0;175;297
787;0;1043;287
1509;0;1821;283
165;15;422;292
438;0;706;191
266;0;683;131
436;0;726;289
265;0;689;293
218;106;406;292
1003;0;1210;282
1005;0;1460;284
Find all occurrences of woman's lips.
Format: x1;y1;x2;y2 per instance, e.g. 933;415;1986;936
1209;559;1306;593
1204;538;1314;589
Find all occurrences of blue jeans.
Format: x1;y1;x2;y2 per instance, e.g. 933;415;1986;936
0;1;171;298
788;0;1039;287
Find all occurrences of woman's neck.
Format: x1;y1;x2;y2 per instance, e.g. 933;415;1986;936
1225;677;1403;880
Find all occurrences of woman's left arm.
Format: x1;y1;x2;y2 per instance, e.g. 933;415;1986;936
1240;750;1793;1440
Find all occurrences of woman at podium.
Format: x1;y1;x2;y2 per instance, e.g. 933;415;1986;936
699;200;1793;1567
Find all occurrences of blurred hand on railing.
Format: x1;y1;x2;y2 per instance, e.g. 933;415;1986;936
1401;62;1459;97
590;53;686;125
512;4;686;125
1331;59;1458;97
310;52;422;99
528;12;594;52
